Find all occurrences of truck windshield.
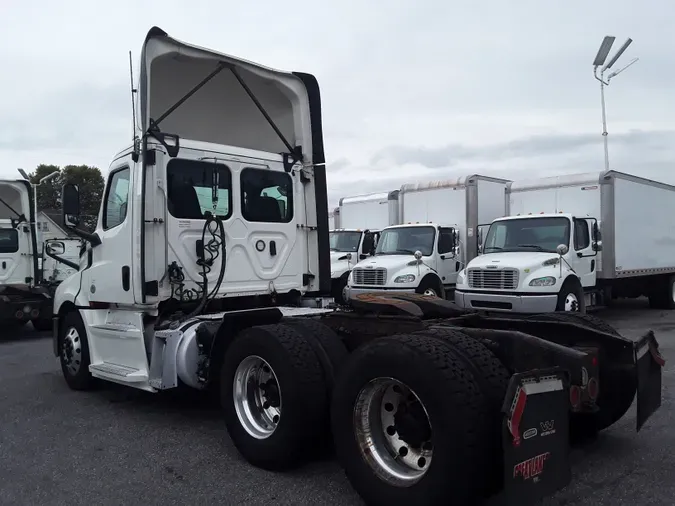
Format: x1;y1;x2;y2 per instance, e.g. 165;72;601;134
0;228;19;253
483;217;570;254
375;226;435;256
329;231;362;252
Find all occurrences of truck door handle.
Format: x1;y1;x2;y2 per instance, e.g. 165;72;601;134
122;266;130;291
1;261;5;269
270;241;277;256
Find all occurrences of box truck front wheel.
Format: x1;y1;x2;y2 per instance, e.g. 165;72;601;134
556;279;585;313
331;334;487;506
221;323;329;471
58;311;96;391
415;276;445;299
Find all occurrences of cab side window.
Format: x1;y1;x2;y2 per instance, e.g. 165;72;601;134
103;167;130;230
574;219;590;250
438;228;455;254
241;168;293;223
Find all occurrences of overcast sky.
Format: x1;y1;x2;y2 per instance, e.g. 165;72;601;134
1;1;673;208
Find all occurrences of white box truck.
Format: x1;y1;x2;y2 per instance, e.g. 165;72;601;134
344;175;510;300
329;190;399;302
455;170;675;313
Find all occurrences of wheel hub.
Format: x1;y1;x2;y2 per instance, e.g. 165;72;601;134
393;400;431;449
233;355;282;440
353;378;433;487
61;327;82;376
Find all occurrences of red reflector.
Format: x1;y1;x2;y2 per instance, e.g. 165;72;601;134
592;356;598;366
569;385;581;408
587;377;599;400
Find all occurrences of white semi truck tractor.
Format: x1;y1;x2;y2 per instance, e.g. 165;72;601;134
344;175;510;301
329;190;399;303
455;170;675;313
51;27;664;506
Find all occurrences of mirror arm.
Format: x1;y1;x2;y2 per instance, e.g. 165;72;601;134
66;225;101;247
44;249;80;271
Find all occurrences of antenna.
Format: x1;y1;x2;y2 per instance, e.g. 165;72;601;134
129;51;140;157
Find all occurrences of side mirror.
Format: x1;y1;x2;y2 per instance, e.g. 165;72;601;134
414;250;423;260
46;241;65;256
592;241;603;252
62;183;81;228
556;244;569;256
346;253;353;261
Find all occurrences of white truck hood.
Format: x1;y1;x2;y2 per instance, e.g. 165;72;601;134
468;252;559;271
355;255;416;271
139;27;314;156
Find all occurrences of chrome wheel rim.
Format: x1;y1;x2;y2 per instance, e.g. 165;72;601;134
564;292;579;311
423;288;437;297
233;355;282;439
61;326;82;376
353;378;433;487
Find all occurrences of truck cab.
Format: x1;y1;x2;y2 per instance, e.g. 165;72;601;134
455;213;600;312
52;26;330;390
345;222;459;300
329;228;379;301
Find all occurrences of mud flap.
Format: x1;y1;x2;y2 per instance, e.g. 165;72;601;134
501;368;571;504
635;331;665;432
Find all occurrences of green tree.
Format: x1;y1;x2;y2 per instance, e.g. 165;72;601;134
29;164;61;211
61;165;105;232
28;164;104;232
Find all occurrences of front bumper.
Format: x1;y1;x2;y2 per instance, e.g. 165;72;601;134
454;289;557;313
345;286;416;301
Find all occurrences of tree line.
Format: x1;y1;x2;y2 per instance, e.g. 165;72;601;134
29;164;104;232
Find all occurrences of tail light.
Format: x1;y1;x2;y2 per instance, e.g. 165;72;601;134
569;385;581;409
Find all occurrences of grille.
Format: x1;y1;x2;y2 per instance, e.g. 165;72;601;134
352;267;387;286
467;268;519;290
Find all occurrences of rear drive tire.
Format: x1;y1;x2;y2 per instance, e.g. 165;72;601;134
527;312;636;433
59;311;96;391
331;333;488;506
648;274;675;309
280;318;348;393
414;327;509;493
221;323;328;471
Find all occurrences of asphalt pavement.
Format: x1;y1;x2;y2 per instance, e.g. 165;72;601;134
0;299;672;506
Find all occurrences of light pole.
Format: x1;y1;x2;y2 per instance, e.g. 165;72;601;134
592;36;639;172
17;168;59;241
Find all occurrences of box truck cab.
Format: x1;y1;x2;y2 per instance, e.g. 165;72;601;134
345;222;461;299
344;175;510;300
456;170;675;313
328;191;399;302
455;212;599;312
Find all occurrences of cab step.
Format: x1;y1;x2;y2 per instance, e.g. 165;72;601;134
89;362;148;383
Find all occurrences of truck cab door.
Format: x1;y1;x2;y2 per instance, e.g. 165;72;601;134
437;227;459;286
571;218;596;288
80;159;136;304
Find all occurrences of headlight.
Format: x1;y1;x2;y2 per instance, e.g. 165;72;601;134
529;276;556;287
457;270;465;284
394;274;416;283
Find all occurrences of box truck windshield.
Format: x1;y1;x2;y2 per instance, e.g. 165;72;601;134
484;217;570;254
375;226;435;256
329;231;361;253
